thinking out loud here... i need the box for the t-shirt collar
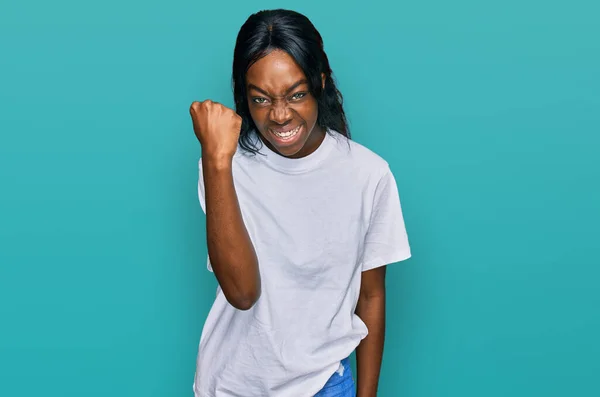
[252,128,335,173]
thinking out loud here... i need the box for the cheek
[248,105,266,126]
[296,100,319,123]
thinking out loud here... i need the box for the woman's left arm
[354,265,387,397]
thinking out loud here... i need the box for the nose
[269,101,292,125]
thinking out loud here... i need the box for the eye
[290,92,307,101]
[252,97,269,104]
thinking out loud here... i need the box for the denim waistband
[318,357,353,391]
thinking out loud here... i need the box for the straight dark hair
[232,9,351,154]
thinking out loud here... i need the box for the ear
[321,73,326,90]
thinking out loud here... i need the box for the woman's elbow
[228,288,261,311]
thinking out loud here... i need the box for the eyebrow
[247,79,308,97]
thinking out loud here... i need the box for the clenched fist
[190,100,242,160]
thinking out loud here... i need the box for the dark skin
[190,100,260,311]
[355,266,387,397]
[191,49,387,395]
[245,49,325,158]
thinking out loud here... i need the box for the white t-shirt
[193,129,411,397]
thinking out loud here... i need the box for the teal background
[1,0,598,396]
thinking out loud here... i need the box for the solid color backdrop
[1,0,598,396]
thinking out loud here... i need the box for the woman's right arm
[191,100,260,310]
[202,155,260,310]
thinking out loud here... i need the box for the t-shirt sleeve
[198,159,207,214]
[198,159,213,272]
[360,166,411,272]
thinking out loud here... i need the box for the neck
[288,125,326,159]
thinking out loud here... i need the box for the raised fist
[190,100,242,160]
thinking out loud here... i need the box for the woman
[190,9,411,397]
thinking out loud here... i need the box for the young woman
[190,9,411,397]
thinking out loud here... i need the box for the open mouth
[270,124,302,142]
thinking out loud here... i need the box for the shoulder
[328,130,393,180]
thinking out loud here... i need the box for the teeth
[272,125,300,139]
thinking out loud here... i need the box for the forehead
[246,49,307,93]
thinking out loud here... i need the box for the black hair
[232,9,351,154]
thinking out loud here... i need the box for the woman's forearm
[355,269,387,397]
[203,156,260,310]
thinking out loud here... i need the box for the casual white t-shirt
[193,129,411,397]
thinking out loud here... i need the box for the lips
[271,125,300,134]
[269,124,302,141]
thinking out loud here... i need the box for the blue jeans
[313,357,356,397]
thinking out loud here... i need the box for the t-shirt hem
[361,249,412,272]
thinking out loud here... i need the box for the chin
[270,137,307,158]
